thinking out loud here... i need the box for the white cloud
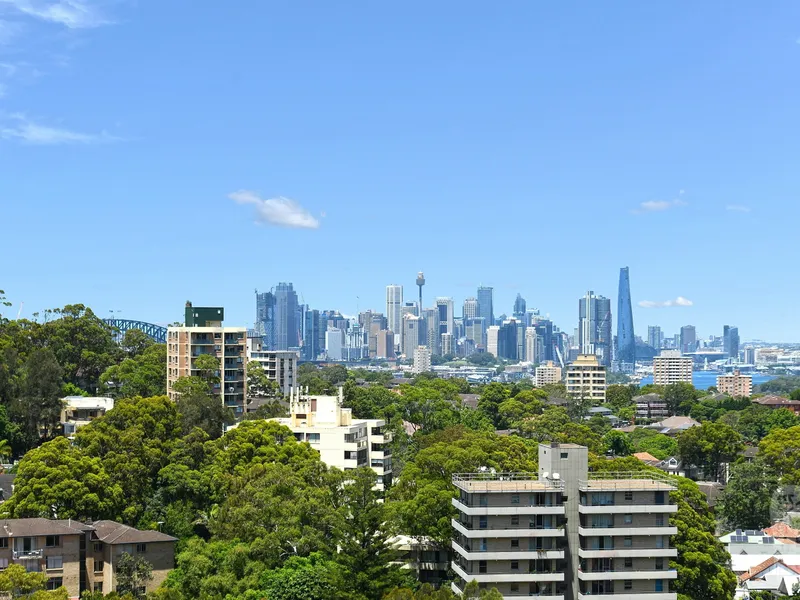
[229,190,321,230]
[726,204,751,213]
[638,297,694,308]
[0,115,121,144]
[633,198,687,214]
[0,0,110,28]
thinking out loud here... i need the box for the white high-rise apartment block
[413,345,432,374]
[325,329,344,360]
[535,361,562,386]
[436,297,455,336]
[487,326,500,358]
[386,285,403,343]
[566,354,607,401]
[653,350,693,385]
[422,308,441,356]
[441,332,454,356]
[525,327,538,363]
[267,389,392,490]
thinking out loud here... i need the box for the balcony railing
[13,550,43,560]
[453,473,564,492]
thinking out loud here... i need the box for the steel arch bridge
[104,319,168,344]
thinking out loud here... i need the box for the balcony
[578,569,678,581]
[13,550,43,560]
[451,582,564,600]
[453,498,565,516]
[453,473,564,494]
[452,540,564,561]
[579,472,676,493]
[452,562,564,584]
[452,519,565,539]
[578,526,677,537]
[579,505,677,514]
[577,594,676,600]
[578,548,677,559]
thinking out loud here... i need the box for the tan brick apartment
[716,370,752,398]
[0,518,176,599]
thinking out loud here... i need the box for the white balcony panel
[577,594,676,600]
[452,540,564,561]
[578,526,678,537]
[578,569,678,581]
[453,519,565,539]
[452,562,564,583]
[454,499,565,516]
[578,548,678,559]
[452,582,565,600]
[578,505,678,514]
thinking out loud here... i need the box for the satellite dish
[553,473,561,480]
[542,472,549,479]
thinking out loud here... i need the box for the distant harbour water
[638,371,775,390]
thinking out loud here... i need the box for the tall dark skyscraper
[513,293,526,319]
[274,282,299,350]
[578,291,612,367]
[723,325,740,360]
[616,267,635,367]
[255,290,275,349]
[477,286,494,332]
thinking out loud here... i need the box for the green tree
[336,468,412,599]
[663,382,698,416]
[172,376,231,439]
[0,564,68,599]
[261,554,348,600]
[629,428,677,460]
[678,421,744,481]
[246,360,279,398]
[121,329,155,358]
[759,425,800,484]
[477,383,510,427]
[99,344,166,399]
[603,430,633,456]
[14,347,63,442]
[605,384,634,413]
[717,460,781,530]
[115,552,153,599]
[1,437,123,519]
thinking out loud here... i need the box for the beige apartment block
[716,370,753,398]
[0,518,176,599]
[566,355,606,402]
[167,303,247,417]
[536,361,563,387]
[652,351,692,386]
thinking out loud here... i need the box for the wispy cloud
[0,0,110,28]
[229,190,321,230]
[0,114,121,144]
[638,297,693,309]
[726,204,751,213]
[632,190,687,215]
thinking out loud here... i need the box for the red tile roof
[764,522,800,539]
[739,556,800,582]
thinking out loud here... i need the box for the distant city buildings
[402,314,422,359]
[477,286,494,333]
[716,370,752,398]
[513,293,526,319]
[167,303,247,416]
[376,330,395,360]
[565,354,606,401]
[616,267,635,369]
[648,325,663,350]
[486,326,499,357]
[422,307,440,356]
[723,325,740,360]
[653,350,693,386]
[462,297,479,321]
[578,291,612,367]
[413,346,432,374]
[273,282,299,351]
[680,325,697,354]
[386,284,403,345]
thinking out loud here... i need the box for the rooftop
[452,472,563,493]
[92,520,177,544]
[0,518,91,538]
[580,471,677,491]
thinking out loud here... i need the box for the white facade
[413,346,432,374]
[436,297,455,336]
[566,354,607,401]
[487,326,500,357]
[653,351,693,386]
[269,389,393,490]
[325,328,345,360]
[402,314,422,359]
[248,349,298,397]
[525,327,538,363]
[386,285,403,345]
[61,396,114,438]
[463,298,479,320]
[441,333,454,356]
[536,361,563,387]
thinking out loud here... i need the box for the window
[479,516,487,530]
[624,580,632,590]
[560,452,568,459]
[510,583,519,593]
[656,536,664,549]
[624,491,633,501]
[656,514,664,527]
[0,539,6,548]
[94,560,104,573]
[94,583,103,593]
[45,556,63,570]
[93,542,102,552]
[511,516,519,526]
[136,543,147,553]
[655,491,665,505]
[511,494,520,504]
[479,538,487,552]
[0,558,7,569]
[46,578,62,591]
[624,536,632,547]
[45,536,60,548]
[655,580,663,592]
[479,560,487,574]
[624,557,632,568]
[655,557,664,570]
[624,514,632,524]
[511,561,519,571]
[511,539,519,549]
[479,495,488,507]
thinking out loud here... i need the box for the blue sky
[1,1,799,342]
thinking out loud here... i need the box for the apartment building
[716,370,752,398]
[413,346,432,374]
[61,397,114,438]
[247,347,298,397]
[536,361,563,387]
[634,393,669,422]
[267,388,393,490]
[167,302,247,416]
[566,355,607,402]
[652,351,692,386]
[451,443,678,600]
[0,518,176,599]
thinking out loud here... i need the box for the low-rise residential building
[0,518,175,599]
[716,370,752,398]
[652,351,692,386]
[267,388,393,490]
[247,349,299,397]
[61,397,114,438]
[451,443,678,599]
[752,395,800,415]
[634,393,668,422]
[648,416,700,436]
[566,354,606,402]
[536,361,563,387]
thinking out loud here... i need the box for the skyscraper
[723,325,740,361]
[647,325,663,350]
[436,297,454,337]
[513,293,526,319]
[616,267,635,368]
[303,309,320,360]
[578,291,612,367]
[402,314,422,359]
[463,297,479,320]
[274,282,299,350]
[680,325,696,354]
[386,285,403,337]
[422,307,440,356]
[477,286,494,332]
[255,290,275,349]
